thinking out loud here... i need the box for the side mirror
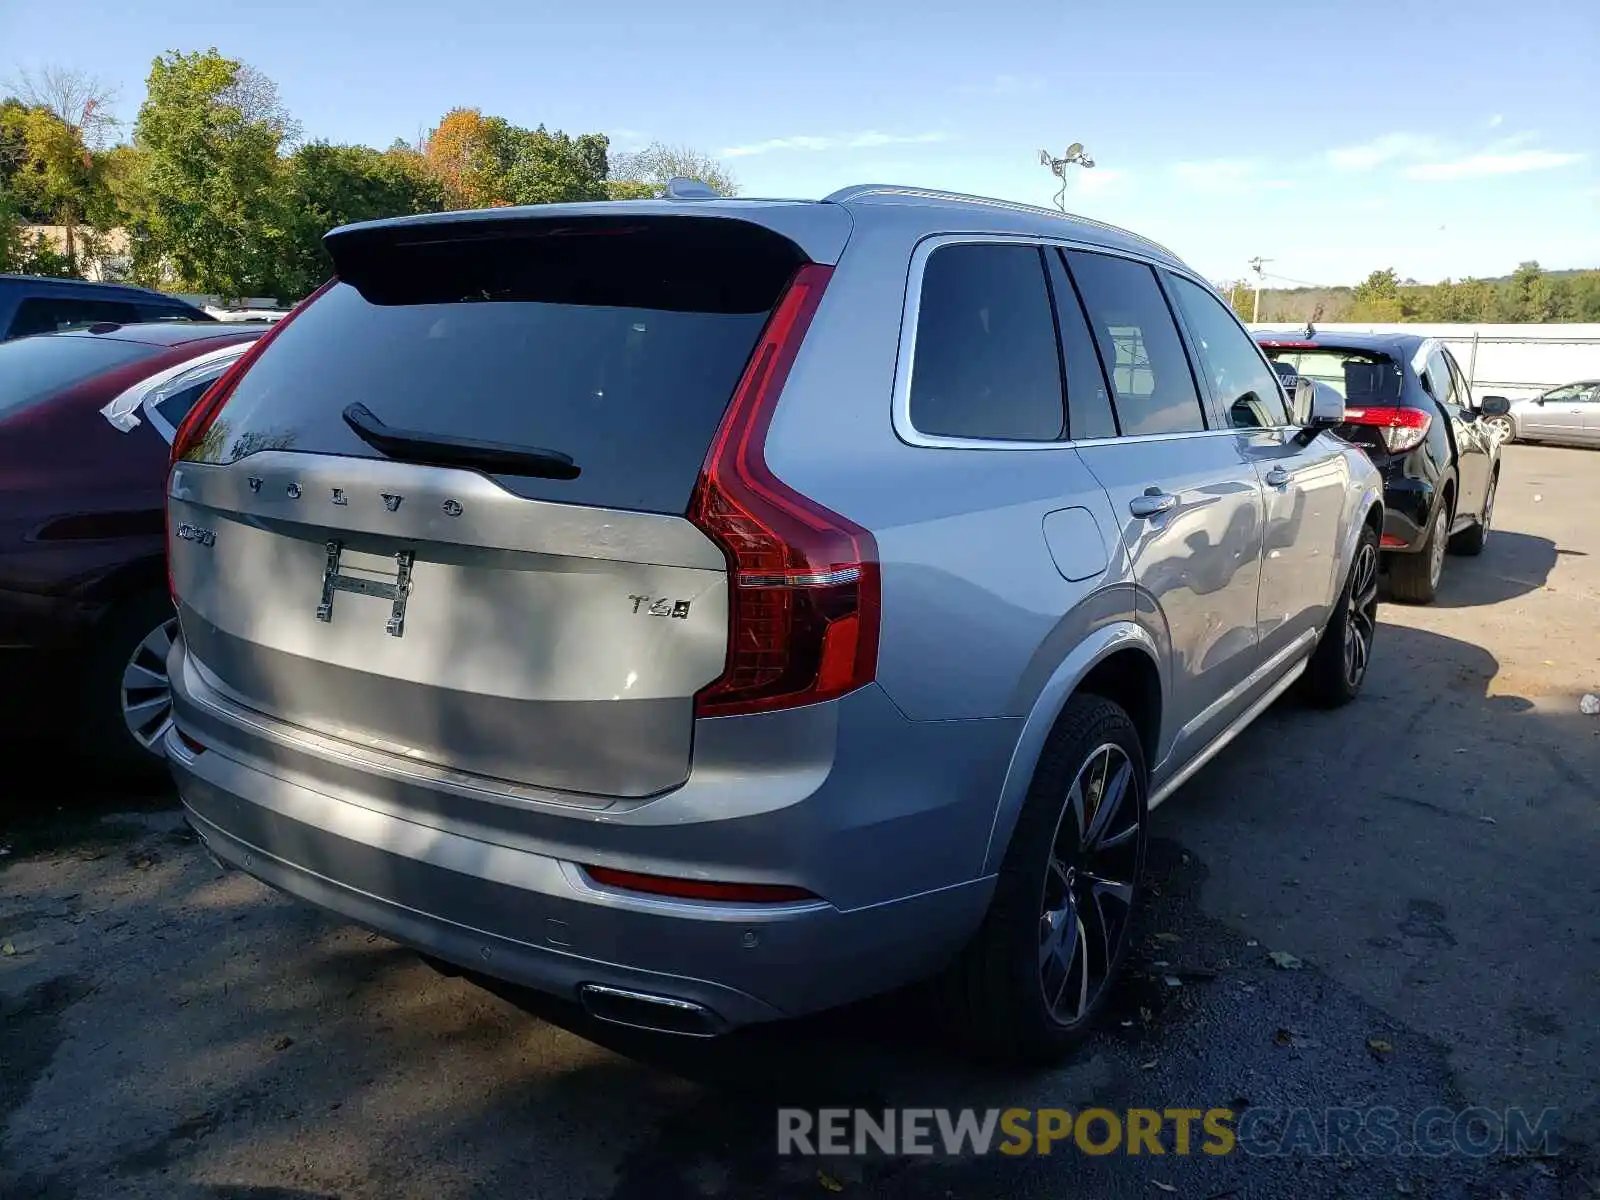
[1479,396,1511,417]
[1294,379,1343,443]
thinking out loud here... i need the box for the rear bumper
[1377,477,1438,552]
[166,645,1010,1027]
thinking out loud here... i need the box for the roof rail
[820,184,1179,261]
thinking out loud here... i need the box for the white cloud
[720,131,949,159]
[1326,133,1443,171]
[1171,159,1296,194]
[959,73,1047,96]
[1404,149,1587,180]
[1487,113,1505,129]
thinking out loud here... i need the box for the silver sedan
[1485,380,1600,447]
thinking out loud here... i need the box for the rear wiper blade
[342,403,580,480]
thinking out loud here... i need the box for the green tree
[1565,272,1600,321]
[0,188,74,274]
[1495,261,1558,322]
[608,141,738,197]
[0,102,100,268]
[1345,268,1405,321]
[131,49,293,297]
[276,141,445,298]
[1417,277,1495,322]
[493,123,611,205]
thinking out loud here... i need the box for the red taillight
[169,278,337,468]
[1342,405,1431,454]
[583,865,818,904]
[688,263,880,718]
[166,279,337,605]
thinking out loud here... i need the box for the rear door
[1581,386,1600,445]
[1060,249,1266,773]
[168,215,817,799]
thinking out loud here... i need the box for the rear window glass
[190,218,804,514]
[1260,347,1403,405]
[0,334,161,420]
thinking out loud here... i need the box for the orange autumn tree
[422,107,499,209]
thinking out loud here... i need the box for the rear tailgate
[1259,342,1410,465]
[169,210,838,799]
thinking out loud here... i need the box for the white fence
[1247,322,1600,404]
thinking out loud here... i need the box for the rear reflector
[1342,405,1431,454]
[688,263,881,717]
[582,865,819,904]
[176,730,207,755]
[1380,534,1407,549]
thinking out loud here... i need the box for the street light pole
[1247,256,1273,323]
[1038,143,1095,212]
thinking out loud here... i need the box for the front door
[1059,249,1266,776]
[1424,347,1493,522]
[1164,271,1350,661]
[1524,383,1591,442]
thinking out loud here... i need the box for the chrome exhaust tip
[578,983,721,1037]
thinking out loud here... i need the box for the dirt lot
[3,443,1597,1200]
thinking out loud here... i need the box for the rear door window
[1167,273,1291,428]
[1063,251,1207,436]
[1424,348,1464,414]
[190,218,806,515]
[1043,249,1118,439]
[908,243,1065,441]
[7,296,141,338]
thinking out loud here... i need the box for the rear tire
[1388,497,1449,605]
[1304,522,1379,708]
[940,695,1147,1065]
[76,591,178,784]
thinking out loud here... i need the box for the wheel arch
[981,623,1163,876]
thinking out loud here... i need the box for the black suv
[1256,330,1508,604]
[0,275,214,341]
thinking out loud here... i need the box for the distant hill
[1223,264,1600,324]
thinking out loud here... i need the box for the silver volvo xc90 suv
[165,184,1383,1062]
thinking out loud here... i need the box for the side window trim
[100,340,251,435]
[892,234,1071,451]
[890,233,1248,450]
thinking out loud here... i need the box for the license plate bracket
[316,541,415,637]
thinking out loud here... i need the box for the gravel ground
[3,443,1596,1200]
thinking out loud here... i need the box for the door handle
[1128,488,1177,519]
[1264,466,1291,488]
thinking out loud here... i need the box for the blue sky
[6,0,1597,285]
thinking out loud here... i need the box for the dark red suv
[0,320,266,777]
